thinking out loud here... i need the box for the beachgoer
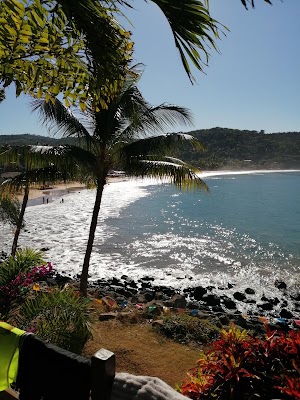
[43,197,45,204]
[46,198,49,204]
[62,198,64,203]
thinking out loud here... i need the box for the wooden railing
[3,347,115,400]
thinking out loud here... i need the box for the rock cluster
[50,272,300,335]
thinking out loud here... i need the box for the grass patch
[153,314,220,345]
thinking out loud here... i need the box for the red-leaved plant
[178,322,300,399]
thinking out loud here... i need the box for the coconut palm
[31,77,208,296]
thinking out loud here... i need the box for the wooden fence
[2,347,115,400]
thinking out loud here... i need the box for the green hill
[1,129,300,170]
[175,128,300,170]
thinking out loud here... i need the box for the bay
[1,170,300,315]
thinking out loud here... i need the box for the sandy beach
[16,176,128,203]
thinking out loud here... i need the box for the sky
[0,0,299,136]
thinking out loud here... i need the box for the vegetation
[14,288,91,353]
[0,248,91,353]
[153,314,220,345]
[2,128,300,173]
[0,248,47,318]
[178,323,300,399]
[0,0,274,108]
[175,127,300,170]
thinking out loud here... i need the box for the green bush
[13,288,92,354]
[0,248,45,285]
[154,314,220,345]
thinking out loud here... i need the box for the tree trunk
[12,183,29,257]
[80,180,106,296]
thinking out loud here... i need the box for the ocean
[1,170,300,316]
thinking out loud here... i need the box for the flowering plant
[0,262,52,319]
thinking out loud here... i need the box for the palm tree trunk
[12,182,29,257]
[80,179,106,296]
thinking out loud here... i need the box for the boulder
[280,309,293,319]
[202,294,220,307]
[275,280,287,290]
[190,286,207,301]
[233,292,246,302]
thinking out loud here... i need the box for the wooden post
[91,348,115,400]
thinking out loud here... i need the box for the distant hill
[175,128,300,170]
[1,129,300,170]
[0,134,76,146]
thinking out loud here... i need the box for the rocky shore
[53,269,300,336]
[2,248,299,336]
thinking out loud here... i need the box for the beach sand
[16,177,128,204]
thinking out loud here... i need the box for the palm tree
[0,147,77,256]
[32,77,208,296]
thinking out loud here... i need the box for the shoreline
[13,169,300,203]
[17,176,129,203]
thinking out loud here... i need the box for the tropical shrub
[0,248,50,318]
[154,314,220,345]
[14,288,92,354]
[177,323,300,399]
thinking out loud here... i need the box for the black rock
[233,292,246,302]
[143,291,155,302]
[140,276,155,282]
[245,288,255,295]
[280,309,293,319]
[275,280,287,290]
[222,297,237,310]
[202,294,221,306]
[257,302,273,311]
[190,286,207,301]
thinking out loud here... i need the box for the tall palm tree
[32,78,208,296]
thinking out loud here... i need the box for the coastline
[13,169,300,203]
[16,176,128,203]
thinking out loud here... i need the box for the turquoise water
[95,171,300,315]
[104,171,300,271]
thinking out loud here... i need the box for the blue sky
[0,0,299,136]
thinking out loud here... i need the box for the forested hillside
[176,128,300,170]
[1,128,300,170]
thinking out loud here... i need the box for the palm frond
[149,0,226,81]
[121,132,205,160]
[1,166,63,192]
[241,0,272,9]
[14,288,92,353]
[28,145,98,175]
[124,158,209,191]
[0,195,20,228]
[118,104,194,143]
[31,98,93,147]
